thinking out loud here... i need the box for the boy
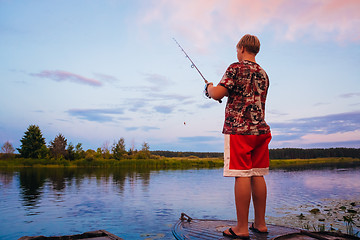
[207,34,271,239]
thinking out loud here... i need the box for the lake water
[0,165,359,240]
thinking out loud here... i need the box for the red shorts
[223,133,271,177]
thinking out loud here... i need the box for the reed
[0,157,359,169]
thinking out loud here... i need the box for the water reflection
[19,168,46,207]
[12,167,152,209]
[304,171,360,191]
[0,164,359,240]
[3,161,358,211]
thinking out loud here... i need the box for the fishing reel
[204,83,222,103]
[204,83,211,99]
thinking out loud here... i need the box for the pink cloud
[139,0,360,45]
[300,130,360,144]
[32,70,102,87]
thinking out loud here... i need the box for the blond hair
[236,34,260,55]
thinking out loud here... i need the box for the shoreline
[0,157,359,169]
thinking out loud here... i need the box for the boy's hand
[205,82,213,98]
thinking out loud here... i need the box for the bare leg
[251,176,268,232]
[224,177,251,236]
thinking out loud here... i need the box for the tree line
[0,125,152,160]
[151,148,360,159]
[1,125,359,160]
[269,147,360,159]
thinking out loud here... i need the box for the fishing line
[173,38,222,104]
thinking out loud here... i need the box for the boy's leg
[251,176,268,232]
[250,133,271,231]
[233,177,251,235]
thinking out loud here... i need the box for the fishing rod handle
[205,83,222,103]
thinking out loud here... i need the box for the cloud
[270,111,360,147]
[271,111,360,134]
[152,93,193,102]
[94,73,118,83]
[127,100,146,112]
[67,108,125,122]
[339,92,360,98]
[153,105,174,114]
[299,140,360,148]
[126,126,160,132]
[144,73,173,88]
[268,109,289,117]
[126,127,139,131]
[32,70,102,87]
[139,0,360,45]
[178,136,221,143]
[142,126,160,131]
[301,130,360,144]
[198,103,215,109]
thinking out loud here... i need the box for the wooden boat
[18,229,124,240]
[172,213,360,240]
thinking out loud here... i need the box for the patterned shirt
[219,60,270,135]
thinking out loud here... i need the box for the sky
[1,0,360,152]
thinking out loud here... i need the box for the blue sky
[1,0,359,152]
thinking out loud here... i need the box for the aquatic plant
[315,224,326,232]
[343,215,358,236]
[268,199,360,237]
[302,223,327,232]
[309,208,320,214]
[297,213,306,220]
[302,223,311,230]
[340,206,347,211]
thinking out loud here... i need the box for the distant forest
[151,148,360,159]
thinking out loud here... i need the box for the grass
[0,156,224,169]
[270,157,360,169]
[0,156,359,169]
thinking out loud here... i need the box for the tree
[1,141,15,159]
[101,141,111,159]
[141,142,150,152]
[49,134,68,159]
[75,143,85,159]
[38,145,50,159]
[84,149,96,161]
[67,142,75,161]
[112,138,126,160]
[1,141,15,154]
[18,125,46,158]
[136,142,151,159]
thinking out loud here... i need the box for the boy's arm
[207,83,228,101]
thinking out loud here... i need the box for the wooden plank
[17,230,124,240]
[173,218,300,240]
[172,214,360,240]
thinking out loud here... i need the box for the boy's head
[236,34,260,55]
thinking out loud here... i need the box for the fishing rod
[173,38,222,103]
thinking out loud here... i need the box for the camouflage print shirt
[219,60,271,135]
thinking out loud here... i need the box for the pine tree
[67,142,75,161]
[49,134,68,159]
[18,125,46,158]
[75,143,85,159]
